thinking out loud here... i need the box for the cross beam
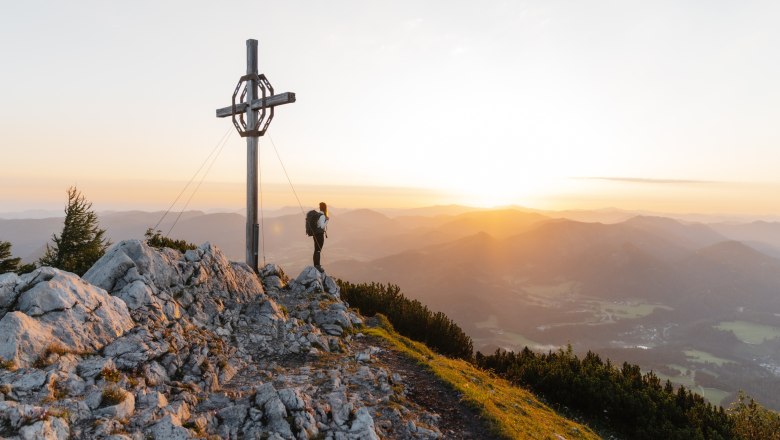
[215,92,296,118]
[215,39,295,273]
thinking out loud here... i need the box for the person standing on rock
[308,202,329,273]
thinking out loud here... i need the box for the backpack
[305,210,322,236]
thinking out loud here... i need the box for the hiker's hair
[319,202,328,216]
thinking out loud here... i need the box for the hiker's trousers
[313,233,325,266]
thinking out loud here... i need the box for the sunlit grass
[595,301,672,320]
[699,387,731,407]
[655,370,695,389]
[684,349,734,366]
[656,362,731,407]
[364,326,600,440]
[523,282,579,298]
[715,320,780,345]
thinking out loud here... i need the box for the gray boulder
[18,416,70,440]
[0,268,134,368]
[296,266,322,286]
[0,272,20,312]
[147,414,192,440]
[93,389,135,420]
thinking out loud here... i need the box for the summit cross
[215,39,296,273]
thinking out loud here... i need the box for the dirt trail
[357,335,502,440]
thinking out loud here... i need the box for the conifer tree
[39,187,111,275]
[730,391,780,440]
[0,240,22,274]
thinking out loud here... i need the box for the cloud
[575,177,720,185]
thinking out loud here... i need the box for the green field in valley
[684,349,735,366]
[714,321,780,344]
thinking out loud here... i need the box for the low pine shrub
[337,280,473,360]
[144,228,197,253]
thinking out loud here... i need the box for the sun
[454,176,551,209]
[461,192,517,209]
[456,182,533,208]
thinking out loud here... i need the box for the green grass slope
[364,322,600,440]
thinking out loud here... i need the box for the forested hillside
[341,280,780,439]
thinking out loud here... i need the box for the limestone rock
[0,272,20,312]
[0,312,52,368]
[216,403,248,438]
[77,356,116,381]
[143,361,168,386]
[0,268,133,368]
[18,416,70,440]
[147,414,192,440]
[278,387,306,412]
[295,266,322,286]
[93,389,135,420]
[350,407,380,440]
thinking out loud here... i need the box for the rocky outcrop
[0,240,442,439]
[0,268,134,368]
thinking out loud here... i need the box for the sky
[2,1,780,216]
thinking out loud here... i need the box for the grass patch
[472,314,555,352]
[474,314,500,329]
[683,349,735,366]
[473,330,556,354]
[50,377,68,400]
[364,326,599,440]
[655,365,731,407]
[33,343,68,368]
[100,386,127,407]
[715,320,780,345]
[594,301,673,320]
[699,387,731,407]
[99,366,122,383]
[523,281,579,299]
[0,358,17,371]
[44,343,70,356]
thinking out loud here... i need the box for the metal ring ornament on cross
[230,73,276,137]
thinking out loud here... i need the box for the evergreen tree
[39,187,111,276]
[729,391,780,440]
[0,240,22,274]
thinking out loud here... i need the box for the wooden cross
[216,39,295,273]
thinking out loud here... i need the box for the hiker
[306,202,329,272]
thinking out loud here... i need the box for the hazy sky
[2,1,780,215]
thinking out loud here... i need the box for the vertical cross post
[216,39,296,273]
[245,40,260,273]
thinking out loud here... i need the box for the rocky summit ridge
[0,240,445,439]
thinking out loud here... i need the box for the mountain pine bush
[144,228,197,253]
[476,346,735,439]
[729,391,780,440]
[337,280,474,360]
